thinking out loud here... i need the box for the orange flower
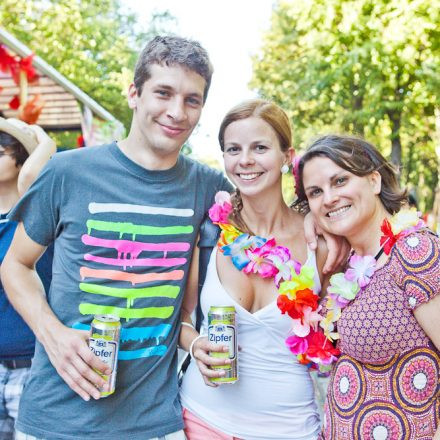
[19,94,45,124]
[277,288,318,320]
[297,353,312,365]
[296,289,319,313]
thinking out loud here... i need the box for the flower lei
[209,191,339,371]
[209,192,426,372]
[320,208,425,349]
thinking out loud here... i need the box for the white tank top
[180,247,321,440]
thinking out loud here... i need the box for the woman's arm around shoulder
[315,236,334,297]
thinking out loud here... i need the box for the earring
[281,164,289,174]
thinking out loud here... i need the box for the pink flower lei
[320,208,425,345]
[209,195,426,371]
[208,191,339,371]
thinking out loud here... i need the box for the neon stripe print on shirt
[78,202,194,360]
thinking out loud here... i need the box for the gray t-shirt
[9,142,230,440]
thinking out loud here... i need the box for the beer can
[89,314,120,397]
[208,306,238,383]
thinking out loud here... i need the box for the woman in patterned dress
[297,135,440,440]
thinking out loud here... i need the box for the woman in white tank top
[179,99,331,440]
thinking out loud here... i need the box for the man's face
[128,63,206,159]
[0,145,20,184]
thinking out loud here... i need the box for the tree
[251,0,440,208]
[1,0,176,131]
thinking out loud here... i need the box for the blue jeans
[0,363,30,440]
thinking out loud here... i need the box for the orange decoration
[19,94,45,124]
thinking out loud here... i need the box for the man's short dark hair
[134,35,213,103]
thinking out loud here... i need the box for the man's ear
[127,83,138,110]
[369,170,382,195]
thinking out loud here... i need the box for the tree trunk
[387,110,402,177]
[352,95,364,136]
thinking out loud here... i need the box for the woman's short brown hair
[218,99,292,153]
[295,134,407,215]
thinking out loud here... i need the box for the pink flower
[286,334,308,355]
[208,191,232,223]
[328,292,351,308]
[269,245,291,261]
[345,254,376,288]
[273,260,298,287]
[215,191,231,206]
[291,306,322,337]
[266,246,300,286]
[243,238,278,278]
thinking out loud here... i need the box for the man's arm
[1,223,110,401]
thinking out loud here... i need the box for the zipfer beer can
[89,314,120,397]
[208,306,238,383]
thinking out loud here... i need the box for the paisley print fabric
[323,230,440,439]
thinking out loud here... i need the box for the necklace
[209,192,339,370]
[208,192,425,371]
[374,247,385,261]
[320,208,425,353]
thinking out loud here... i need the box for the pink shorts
[183,408,242,440]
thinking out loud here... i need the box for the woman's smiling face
[302,155,381,238]
[222,116,289,198]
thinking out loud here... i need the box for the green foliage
[51,130,81,150]
[282,172,295,206]
[251,0,440,209]
[1,0,176,133]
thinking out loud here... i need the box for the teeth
[328,206,350,217]
[239,173,261,180]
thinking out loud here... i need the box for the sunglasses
[0,149,14,158]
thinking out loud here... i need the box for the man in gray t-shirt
[1,36,230,440]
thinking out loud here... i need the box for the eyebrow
[224,139,272,148]
[252,139,272,144]
[304,172,344,191]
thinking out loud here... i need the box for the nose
[167,97,187,122]
[323,188,339,206]
[238,149,255,167]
